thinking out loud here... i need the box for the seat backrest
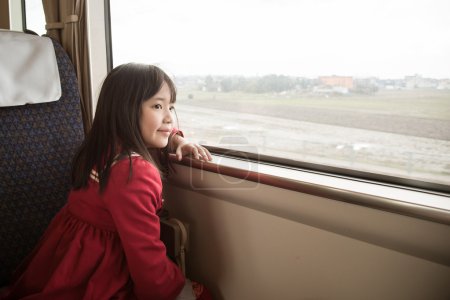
[0,33,85,286]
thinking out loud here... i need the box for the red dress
[2,156,185,300]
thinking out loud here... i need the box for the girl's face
[139,81,174,148]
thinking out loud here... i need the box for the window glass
[24,0,46,35]
[110,0,450,189]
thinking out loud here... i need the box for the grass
[177,88,450,120]
[175,88,450,185]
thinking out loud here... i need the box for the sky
[26,0,450,79]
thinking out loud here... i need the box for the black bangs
[163,73,177,104]
[148,65,177,104]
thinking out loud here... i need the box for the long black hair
[71,63,177,191]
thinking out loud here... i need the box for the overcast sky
[109,0,450,79]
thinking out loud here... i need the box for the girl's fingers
[200,147,212,161]
[176,144,213,161]
[195,147,201,160]
[196,145,211,161]
[176,146,183,161]
[206,148,212,161]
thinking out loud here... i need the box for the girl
[1,63,213,300]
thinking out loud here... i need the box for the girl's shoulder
[110,153,161,181]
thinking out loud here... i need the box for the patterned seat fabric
[0,36,85,286]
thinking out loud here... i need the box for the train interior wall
[164,164,450,300]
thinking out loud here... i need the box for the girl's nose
[163,108,173,124]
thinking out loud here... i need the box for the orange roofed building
[319,76,354,89]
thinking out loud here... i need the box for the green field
[177,88,450,121]
[174,88,450,185]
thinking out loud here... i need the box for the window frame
[205,146,450,195]
[171,153,450,225]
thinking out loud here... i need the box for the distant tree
[220,78,233,92]
[205,75,216,92]
[201,74,304,94]
[253,74,295,93]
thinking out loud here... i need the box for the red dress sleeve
[171,127,184,137]
[103,157,185,300]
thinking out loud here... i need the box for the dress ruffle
[2,157,184,300]
[3,207,133,300]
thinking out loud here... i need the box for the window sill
[170,154,450,226]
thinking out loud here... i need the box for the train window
[23,0,46,35]
[109,0,450,192]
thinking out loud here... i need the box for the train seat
[0,30,85,286]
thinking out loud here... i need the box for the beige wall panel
[164,166,450,300]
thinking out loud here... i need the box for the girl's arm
[169,130,212,162]
[105,158,185,300]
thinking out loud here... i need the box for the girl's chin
[146,138,169,149]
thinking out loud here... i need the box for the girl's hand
[172,134,212,162]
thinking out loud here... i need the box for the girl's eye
[153,104,162,109]
[169,106,175,112]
